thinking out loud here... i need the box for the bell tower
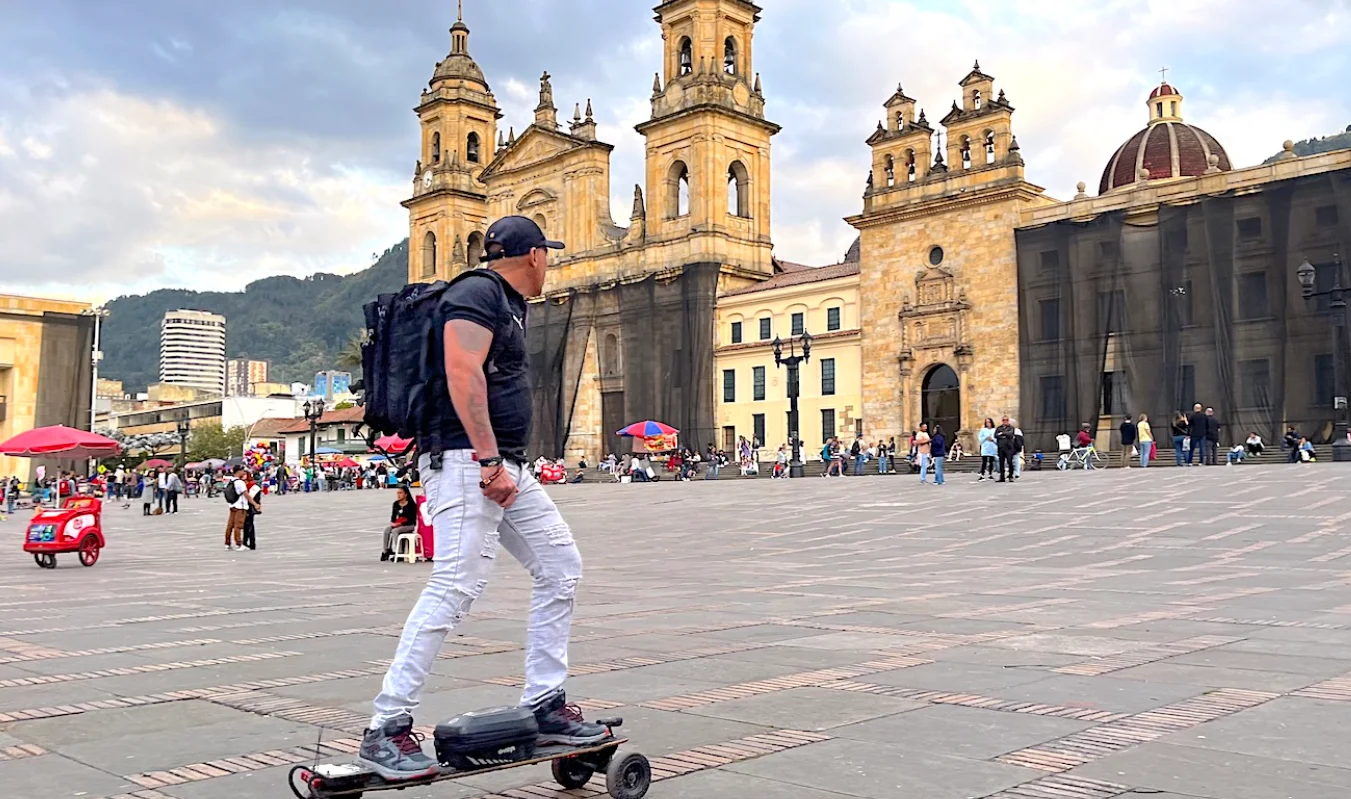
[404,1,503,283]
[635,0,779,278]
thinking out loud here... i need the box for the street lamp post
[175,415,191,470]
[773,330,812,478]
[303,400,324,467]
[1296,255,1351,462]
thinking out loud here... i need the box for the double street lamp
[175,415,191,469]
[302,399,325,466]
[773,330,812,478]
[1296,254,1351,462]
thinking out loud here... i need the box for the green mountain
[101,239,410,393]
[1264,126,1351,164]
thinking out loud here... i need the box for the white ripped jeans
[370,450,582,729]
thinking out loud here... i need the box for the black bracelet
[477,456,504,468]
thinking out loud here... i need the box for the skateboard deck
[289,735,651,799]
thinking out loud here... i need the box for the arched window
[466,132,481,163]
[533,214,548,234]
[960,136,972,169]
[431,132,441,165]
[727,161,750,217]
[896,111,905,130]
[603,333,620,376]
[1169,100,1177,117]
[884,155,895,187]
[984,131,996,164]
[420,231,437,277]
[973,89,982,110]
[466,231,484,267]
[723,37,737,75]
[1156,101,1164,118]
[679,37,693,76]
[906,149,916,182]
[668,161,690,218]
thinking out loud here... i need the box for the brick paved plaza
[2,465,1351,799]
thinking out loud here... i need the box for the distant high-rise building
[313,370,352,401]
[160,310,227,395]
[226,358,270,396]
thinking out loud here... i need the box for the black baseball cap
[480,215,564,262]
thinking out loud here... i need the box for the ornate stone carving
[898,266,971,352]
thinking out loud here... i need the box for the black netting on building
[526,262,720,458]
[1018,167,1351,453]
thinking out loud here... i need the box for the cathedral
[406,1,1351,461]
[406,0,777,461]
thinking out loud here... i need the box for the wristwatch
[477,456,504,468]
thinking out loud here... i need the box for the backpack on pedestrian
[358,269,513,443]
[223,480,240,505]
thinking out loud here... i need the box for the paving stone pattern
[0,465,1349,798]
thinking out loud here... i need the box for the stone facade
[846,65,1052,449]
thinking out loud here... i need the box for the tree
[333,401,356,410]
[186,422,248,462]
[100,428,181,460]
[337,331,364,370]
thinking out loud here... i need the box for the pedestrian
[915,423,932,483]
[382,485,419,561]
[1205,407,1221,466]
[165,469,182,513]
[995,416,1016,482]
[1012,420,1024,479]
[930,425,946,485]
[1118,414,1137,468]
[359,215,606,780]
[1172,412,1191,466]
[1186,404,1207,466]
[223,466,255,551]
[1137,414,1154,467]
[156,467,168,511]
[141,479,153,516]
[977,418,997,481]
[241,473,263,550]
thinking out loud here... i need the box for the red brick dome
[1099,83,1231,194]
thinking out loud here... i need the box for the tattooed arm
[443,320,499,459]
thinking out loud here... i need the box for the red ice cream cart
[25,496,106,568]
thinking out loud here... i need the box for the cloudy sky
[2,0,1348,303]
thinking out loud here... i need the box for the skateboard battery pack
[434,706,539,770]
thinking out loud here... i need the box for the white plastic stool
[394,533,423,563]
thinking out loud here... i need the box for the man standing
[995,416,1017,482]
[360,216,606,781]
[915,423,932,484]
[1186,403,1208,466]
[1118,415,1137,468]
[223,466,255,550]
[165,469,182,513]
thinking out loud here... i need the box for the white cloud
[20,137,52,159]
[0,85,406,302]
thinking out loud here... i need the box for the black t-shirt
[426,272,532,460]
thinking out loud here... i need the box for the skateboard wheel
[606,752,651,799]
[552,756,594,789]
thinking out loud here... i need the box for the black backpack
[223,480,240,504]
[360,269,511,441]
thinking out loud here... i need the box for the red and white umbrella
[373,434,413,455]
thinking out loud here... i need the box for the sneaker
[358,715,439,781]
[532,689,609,747]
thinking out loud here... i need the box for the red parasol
[141,458,173,469]
[336,457,360,468]
[373,434,413,454]
[0,425,121,459]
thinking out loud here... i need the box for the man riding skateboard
[360,216,607,780]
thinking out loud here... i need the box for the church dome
[1098,81,1231,194]
[429,14,489,91]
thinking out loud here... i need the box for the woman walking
[977,418,997,481]
[931,425,947,485]
[1137,414,1154,467]
[381,486,419,562]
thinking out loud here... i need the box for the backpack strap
[445,268,514,367]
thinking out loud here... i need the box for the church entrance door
[921,364,961,444]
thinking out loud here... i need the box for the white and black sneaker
[532,690,609,747]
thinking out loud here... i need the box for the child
[141,482,153,516]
